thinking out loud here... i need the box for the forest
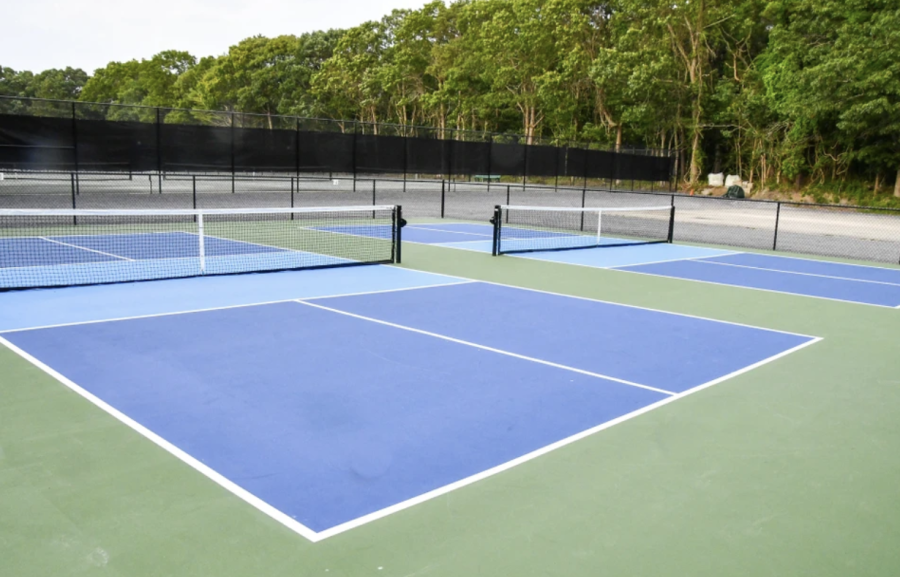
[1,0,898,204]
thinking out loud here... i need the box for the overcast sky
[4,0,435,74]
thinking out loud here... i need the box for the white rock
[707,173,724,186]
[725,174,742,187]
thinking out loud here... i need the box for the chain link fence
[1,170,899,264]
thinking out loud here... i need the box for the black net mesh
[495,204,674,254]
[0,206,398,290]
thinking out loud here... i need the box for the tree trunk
[615,124,623,152]
[689,124,702,185]
[894,168,900,198]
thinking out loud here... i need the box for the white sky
[3,0,435,74]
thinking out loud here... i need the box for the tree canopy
[1,0,898,198]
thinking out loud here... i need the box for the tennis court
[2,204,900,577]
[374,218,900,307]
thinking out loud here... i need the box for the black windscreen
[585,149,615,179]
[449,140,490,175]
[490,142,525,176]
[526,145,558,177]
[160,124,232,172]
[406,137,447,174]
[355,134,406,174]
[234,126,296,173]
[297,131,355,173]
[76,118,157,172]
[0,114,75,170]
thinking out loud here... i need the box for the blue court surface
[0,232,356,289]
[367,221,900,308]
[0,273,819,540]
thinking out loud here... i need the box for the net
[0,205,400,290]
[491,204,674,255]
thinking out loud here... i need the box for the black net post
[491,205,502,256]
[395,205,402,263]
[772,201,781,250]
[441,179,446,218]
[667,206,676,242]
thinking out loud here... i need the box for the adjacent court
[383,221,900,307]
[0,271,816,541]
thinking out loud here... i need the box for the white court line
[691,258,900,287]
[730,250,900,273]
[384,270,821,339]
[0,280,476,334]
[491,251,899,309]
[565,250,742,269]
[0,335,321,542]
[39,237,134,261]
[312,335,822,540]
[0,280,823,544]
[612,267,899,309]
[296,299,676,396]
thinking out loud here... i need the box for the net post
[197,212,206,274]
[772,201,781,250]
[440,179,445,218]
[667,205,676,243]
[492,205,501,256]
[395,205,402,264]
[596,210,602,245]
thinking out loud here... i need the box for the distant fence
[2,170,898,265]
[0,96,675,187]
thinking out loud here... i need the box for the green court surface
[2,240,900,576]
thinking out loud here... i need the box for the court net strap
[0,206,396,217]
[497,204,673,213]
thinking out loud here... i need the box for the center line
[296,299,676,396]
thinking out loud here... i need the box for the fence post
[192,175,197,210]
[156,108,163,194]
[295,118,301,178]
[505,185,511,223]
[352,123,358,192]
[230,112,236,194]
[772,201,782,251]
[522,139,528,189]
[70,102,79,179]
[486,133,493,192]
[70,173,77,225]
[580,188,587,231]
[441,179,446,218]
[290,176,295,219]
